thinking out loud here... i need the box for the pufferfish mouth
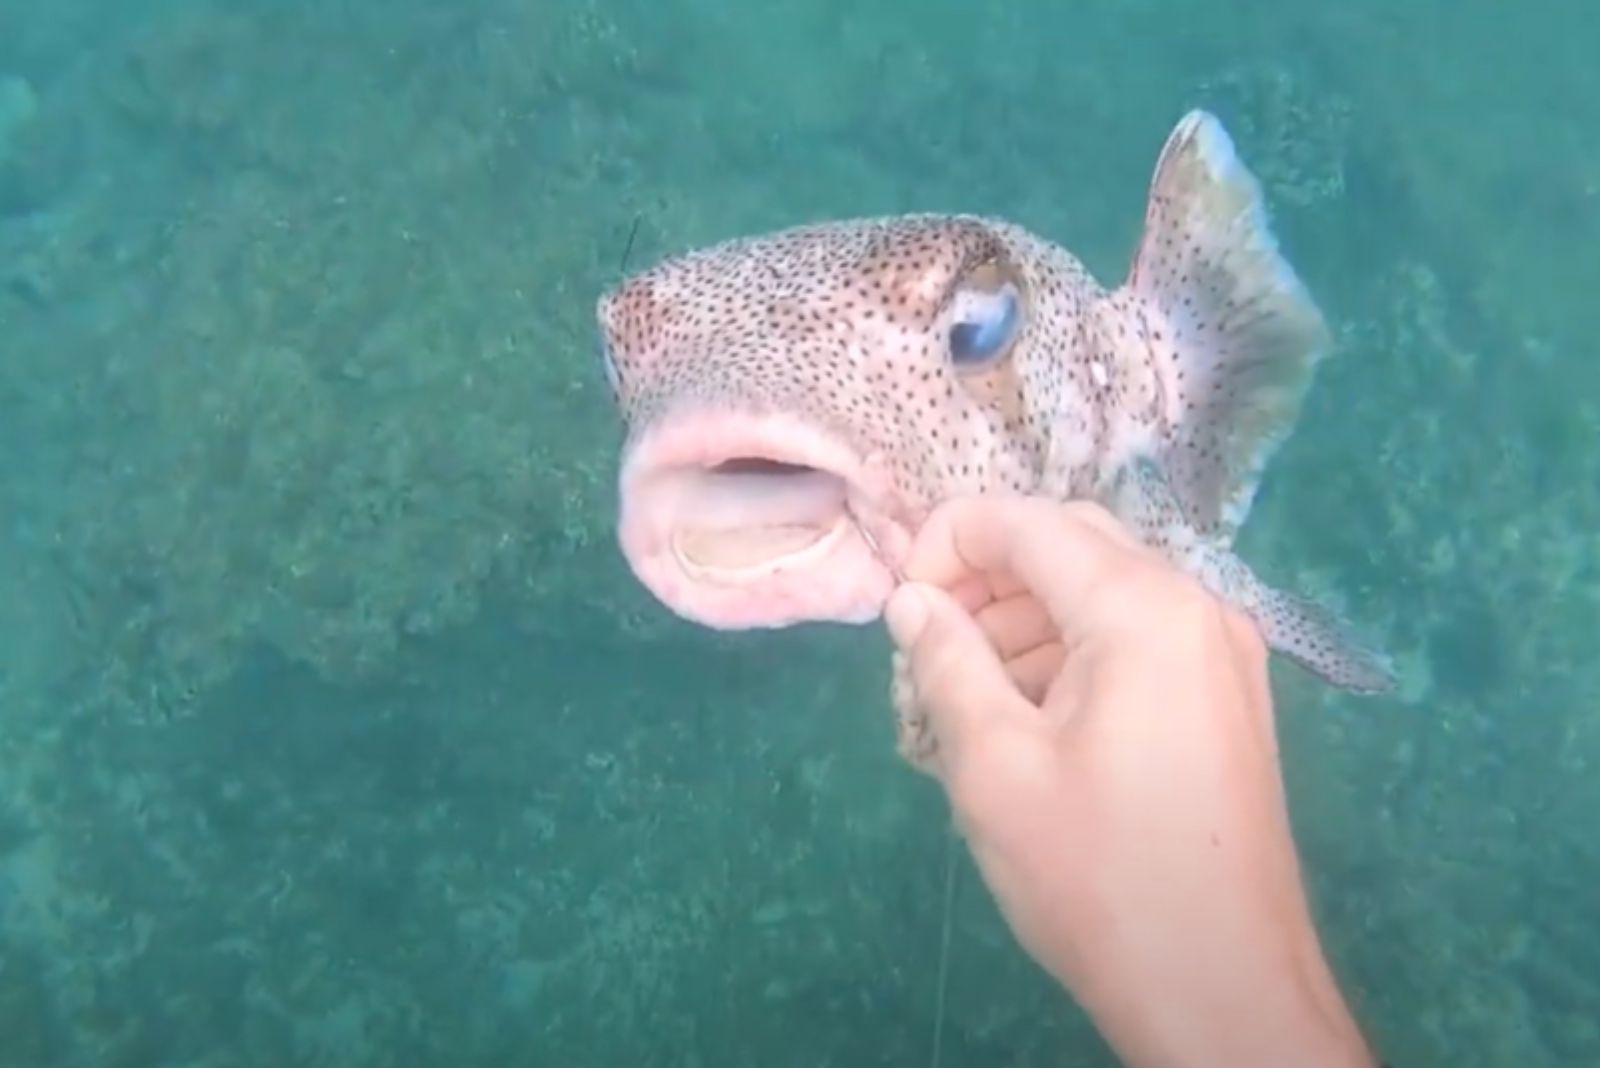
[615,410,908,630]
[670,456,847,569]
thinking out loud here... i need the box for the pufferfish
[594,109,1394,768]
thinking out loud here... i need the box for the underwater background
[0,0,1596,1064]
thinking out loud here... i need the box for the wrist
[1041,876,1375,1068]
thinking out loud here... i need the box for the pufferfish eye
[947,264,1022,368]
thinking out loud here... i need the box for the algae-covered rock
[1,5,683,709]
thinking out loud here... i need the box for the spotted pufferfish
[594,109,1395,771]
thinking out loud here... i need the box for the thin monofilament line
[617,213,642,276]
[849,504,952,1063]
[847,506,906,583]
[929,825,958,1068]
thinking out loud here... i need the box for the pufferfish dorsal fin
[1118,109,1333,543]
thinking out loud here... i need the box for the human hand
[883,495,1376,1068]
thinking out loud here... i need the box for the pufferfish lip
[614,409,905,629]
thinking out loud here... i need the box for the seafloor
[0,0,1596,1065]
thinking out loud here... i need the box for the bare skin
[882,496,1378,1068]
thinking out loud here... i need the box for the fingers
[973,592,1055,663]
[902,497,1149,644]
[946,573,995,614]
[884,581,1033,755]
[1004,643,1065,704]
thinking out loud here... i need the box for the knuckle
[1089,558,1212,637]
[1058,500,1135,546]
[1058,499,1114,527]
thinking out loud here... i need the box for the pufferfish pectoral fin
[1107,457,1398,696]
[1120,109,1334,544]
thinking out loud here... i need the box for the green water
[0,0,1595,1064]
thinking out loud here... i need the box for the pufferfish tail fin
[1108,458,1397,696]
[1118,109,1333,544]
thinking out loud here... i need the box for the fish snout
[614,408,912,630]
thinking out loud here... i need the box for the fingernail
[884,583,930,649]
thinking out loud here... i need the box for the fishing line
[846,498,953,1065]
[618,213,642,276]
[929,823,959,1068]
[846,505,906,583]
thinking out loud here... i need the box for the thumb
[885,582,1028,753]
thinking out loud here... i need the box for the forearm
[1064,905,1375,1068]
[1003,825,1375,1068]
[967,715,1375,1064]
[1075,638,1374,1066]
